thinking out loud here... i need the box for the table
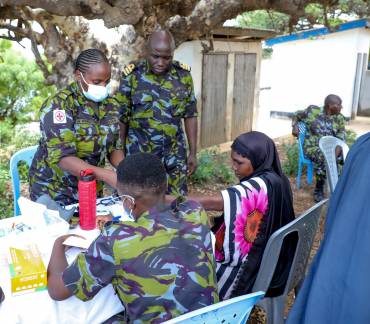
[0,214,124,324]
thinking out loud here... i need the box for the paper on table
[63,236,90,249]
[18,197,47,218]
[63,228,100,249]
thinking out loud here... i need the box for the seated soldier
[47,153,219,323]
[292,94,346,202]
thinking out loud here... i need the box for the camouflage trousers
[306,147,327,182]
[166,162,188,197]
[306,147,343,183]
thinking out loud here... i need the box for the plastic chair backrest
[9,145,38,216]
[297,122,309,162]
[163,291,265,324]
[252,199,327,295]
[319,136,349,193]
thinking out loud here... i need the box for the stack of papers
[63,227,100,249]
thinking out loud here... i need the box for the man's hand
[187,154,197,176]
[335,146,342,157]
[47,234,80,301]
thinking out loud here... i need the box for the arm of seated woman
[185,192,224,212]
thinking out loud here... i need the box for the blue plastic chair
[163,291,265,324]
[9,145,38,216]
[297,122,313,189]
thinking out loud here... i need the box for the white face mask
[80,72,110,102]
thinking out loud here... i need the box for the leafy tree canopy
[236,0,369,33]
[0,0,368,86]
[0,40,56,124]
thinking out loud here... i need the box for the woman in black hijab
[190,131,295,300]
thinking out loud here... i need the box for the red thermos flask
[78,169,96,230]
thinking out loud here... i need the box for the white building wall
[261,28,370,118]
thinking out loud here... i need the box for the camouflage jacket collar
[68,81,83,98]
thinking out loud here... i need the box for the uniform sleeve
[182,73,198,119]
[107,98,125,153]
[39,96,77,165]
[116,74,132,124]
[334,115,346,141]
[62,233,115,301]
[294,106,311,122]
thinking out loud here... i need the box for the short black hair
[74,48,109,73]
[117,153,167,193]
[324,94,341,107]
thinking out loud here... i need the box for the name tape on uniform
[53,110,67,124]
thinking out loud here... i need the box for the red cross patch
[53,110,67,124]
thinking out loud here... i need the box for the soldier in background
[116,30,198,196]
[29,49,124,205]
[292,94,346,202]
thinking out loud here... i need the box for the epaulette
[174,60,191,72]
[122,63,136,77]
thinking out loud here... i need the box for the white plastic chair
[319,136,349,193]
[231,199,327,324]
[163,291,265,324]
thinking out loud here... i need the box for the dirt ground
[189,136,328,323]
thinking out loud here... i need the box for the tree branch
[0,0,145,27]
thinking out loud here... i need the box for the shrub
[0,126,39,218]
[281,141,299,177]
[345,129,357,148]
[190,149,236,185]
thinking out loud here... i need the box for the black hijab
[231,131,283,178]
[229,131,296,297]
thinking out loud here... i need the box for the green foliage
[282,141,299,176]
[0,176,13,219]
[0,40,56,124]
[0,118,14,143]
[190,150,236,185]
[0,123,40,218]
[236,10,289,33]
[345,129,357,148]
[235,1,369,35]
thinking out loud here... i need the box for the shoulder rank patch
[178,62,191,72]
[122,63,135,77]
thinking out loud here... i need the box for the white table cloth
[0,215,124,324]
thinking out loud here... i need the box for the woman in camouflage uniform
[29,49,124,205]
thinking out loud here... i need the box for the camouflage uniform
[62,199,219,323]
[294,105,346,181]
[29,82,123,205]
[116,60,197,196]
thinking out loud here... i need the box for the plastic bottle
[78,169,96,230]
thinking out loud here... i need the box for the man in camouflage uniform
[293,94,346,202]
[47,153,219,323]
[29,82,123,205]
[116,30,198,196]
